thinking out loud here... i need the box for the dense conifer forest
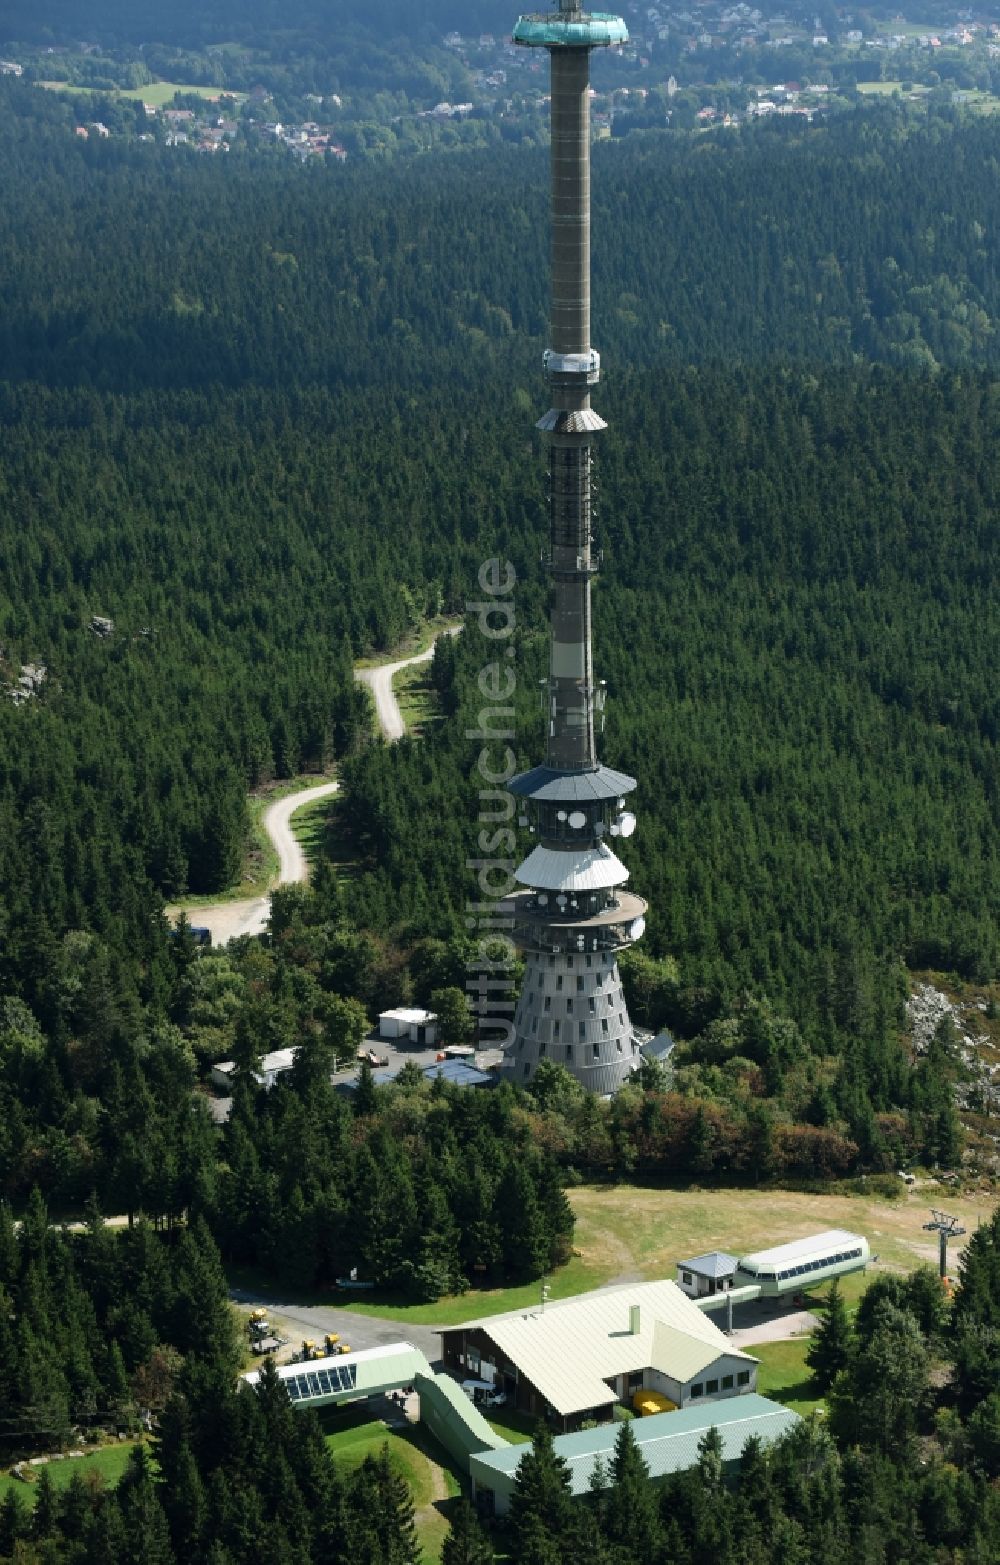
[2,57,1000,1559]
[1,79,996,1177]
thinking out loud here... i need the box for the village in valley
[7,3,1000,158]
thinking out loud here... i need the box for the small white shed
[377,1008,438,1046]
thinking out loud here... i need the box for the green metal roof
[242,1343,430,1409]
[469,1394,799,1496]
[513,13,629,48]
[416,1371,509,1454]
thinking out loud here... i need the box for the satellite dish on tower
[617,810,637,838]
[568,810,587,829]
[629,916,646,940]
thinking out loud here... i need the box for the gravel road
[354,627,460,743]
[174,780,340,945]
[171,629,458,945]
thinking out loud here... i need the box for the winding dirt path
[182,780,341,945]
[174,630,458,944]
[354,626,461,743]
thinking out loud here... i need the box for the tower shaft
[505,5,644,1096]
[546,43,599,772]
[551,47,591,360]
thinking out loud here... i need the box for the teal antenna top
[512,10,629,48]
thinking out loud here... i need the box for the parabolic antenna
[617,810,637,838]
[629,916,646,940]
[568,809,587,829]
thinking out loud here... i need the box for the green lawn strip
[393,661,441,738]
[37,80,245,105]
[752,1338,823,1417]
[289,791,340,872]
[120,82,246,104]
[485,1407,535,1444]
[293,789,359,887]
[0,1442,140,1507]
[325,1255,611,1328]
[322,1409,461,1562]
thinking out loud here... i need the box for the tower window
[566,1045,572,1061]
[592,1043,600,1060]
[544,996,551,1012]
[566,1000,573,1016]
[556,976,563,991]
[532,1016,538,1034]
[616,1040,623,1053]
[576,976,584,992]
[579,1022,586,1039]
[589,998,596,1014]
[539,1039,546,1055]
[586,955,592,968]
[602,1019,609,1034]
[554,1021,561,1039]
[523,1063,530,1077]
[566,956,573,970]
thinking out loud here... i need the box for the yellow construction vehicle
[337,1343,351,1355]
[324,1333,340,1353]
[249,1308,268,1324]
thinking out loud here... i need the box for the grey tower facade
[502,5,647,1095]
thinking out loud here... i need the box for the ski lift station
[675,1230,870,1328]
[732,1229,870,1297]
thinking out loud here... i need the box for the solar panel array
[284,1363,358,1402]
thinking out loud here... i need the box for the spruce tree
[374,1442,420,1565]
[806,1279,852,1391]
[116,1443,174,1565]
[441,1500,494,1565]
[605,1418,660,1558]
[508,1422,577,1565]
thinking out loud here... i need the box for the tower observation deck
[502,4,646,1095]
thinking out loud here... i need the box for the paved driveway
[231,1288,441,1366]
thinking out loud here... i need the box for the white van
[461,1379,506,1408]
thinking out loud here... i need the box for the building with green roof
[469,1393,800,1516]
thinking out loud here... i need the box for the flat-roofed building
[439,1279,758,1431]
[470,1392,800,1515]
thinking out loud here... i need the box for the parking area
[330,1034,504,1090]
[232,1291,442,1368]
